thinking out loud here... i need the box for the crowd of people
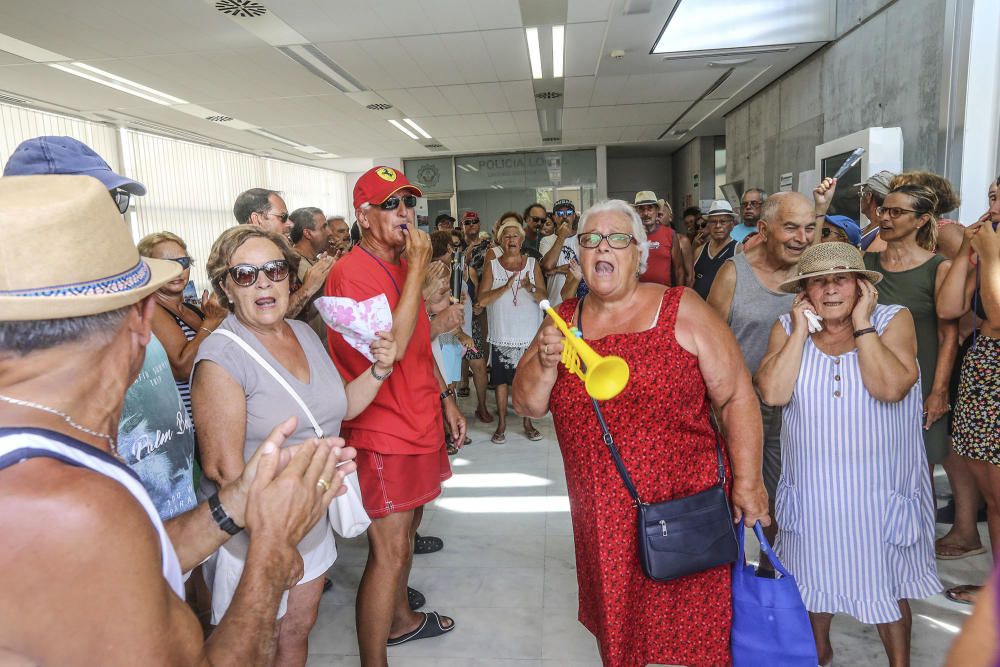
[0,133,997,667]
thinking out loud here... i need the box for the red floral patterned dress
[550,288,732,667]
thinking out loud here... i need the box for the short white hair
[578,199,649,275]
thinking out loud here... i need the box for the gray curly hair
[577,199,650,275]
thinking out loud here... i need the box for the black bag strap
[575,295,726,507]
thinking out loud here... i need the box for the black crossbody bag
[577,297,739,582]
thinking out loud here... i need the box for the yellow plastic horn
[539,299,630,401]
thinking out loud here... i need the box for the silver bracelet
[370,364,393,381]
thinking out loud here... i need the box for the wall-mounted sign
[403,157,454,195]
[455,149,596,190]
[779,172,794,192]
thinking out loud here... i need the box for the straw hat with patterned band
[353,165,423,211]
[0,175,181,321]
[777,242,882,293]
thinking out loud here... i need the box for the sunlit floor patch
[442,472,553,488]
[433,495,570,513]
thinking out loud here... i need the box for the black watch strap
[440,388,455,401]
[208,492,243,535]
[853,326,877,338]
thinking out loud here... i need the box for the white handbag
[214,329,371,538]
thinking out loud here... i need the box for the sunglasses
[528,215,547,223]
[379,195,417,210]
[741,201,762,209]
[110,188,131,214]
[577,232,635,249]
[260,210,289,224]
[463,218,480,225]
[169,256,193,270]
[226,259,290,287]
[554,208,575,216]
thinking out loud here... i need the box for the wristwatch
[440,388,456,401]
[371,364,393,381]
[208,492,243,535]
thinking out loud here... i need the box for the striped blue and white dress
[774,304,941,624]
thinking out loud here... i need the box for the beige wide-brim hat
[778,242,883,293]
[0,175,181,320]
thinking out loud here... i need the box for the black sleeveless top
[693,240,737,299]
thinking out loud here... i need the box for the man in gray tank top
[707,192,817,554]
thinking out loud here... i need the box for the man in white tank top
[0,175,351,665]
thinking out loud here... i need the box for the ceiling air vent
[535,91,563,100]
[215,0,267,17]
[366,103,393,111]
[425,143,445,149]
[543,137,562,143]
[0,93,29,106]
[206,115,234,122]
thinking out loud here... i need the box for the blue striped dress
[774,304,941,624]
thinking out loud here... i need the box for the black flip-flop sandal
[386,611,455,646]
[414,533,444,554]
[407,586,425,611]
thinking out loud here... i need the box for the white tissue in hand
[315,294,393,362]
[803,309,824,333]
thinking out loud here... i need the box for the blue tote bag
[731,522,817,666]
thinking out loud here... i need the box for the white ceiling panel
[500,80,536,111]
[468,0,524,30]
[397,34,465,87]
[445,32,500,84]
[467,83,509,112]
[562,76,596,107]
[377,88,434,118]
[512,110,539,133]
[403,86,457,116]
[312,41,399,90]
[438,84,482,114]
[567,0,614,23]
[564,23,607,78]
[589,75,629,106]
[486,111,517,133]
[481,29,532,82]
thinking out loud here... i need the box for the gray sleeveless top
[727,253,796,375]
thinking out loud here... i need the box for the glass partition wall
[404,149,597,231]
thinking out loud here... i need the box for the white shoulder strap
[213,329,324,438]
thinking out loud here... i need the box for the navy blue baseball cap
[824,214,861,247]
[3,136,146,195]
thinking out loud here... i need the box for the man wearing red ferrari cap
[325,166,466,661]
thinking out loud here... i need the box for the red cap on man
[353,166,422,211]
[462,210,480,224]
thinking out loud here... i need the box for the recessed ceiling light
[49,62,187,106]
[525,27,543,79]
[552,25,565,78]
[388,119,419,140]
[403,118,432,139]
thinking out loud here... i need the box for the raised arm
[937,223,981,319]
[970,219,1000,323]
[674,289,768,527]
[852,280,920,402]
[542,221,571,272]
[754,314,806,408]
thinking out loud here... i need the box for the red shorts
[355,444,452,518]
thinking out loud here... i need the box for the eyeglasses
[741,201,762,209]
[577,232,635,249]
[876,206,918,220]
[110,188,131,214]
[555,208,575,216]
[379,195,417,210]
[170,256,193,270]
[463,218,480,225]
[226,259,290,287]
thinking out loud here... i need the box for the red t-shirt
[640,224,674,286]
[325,247,443,455]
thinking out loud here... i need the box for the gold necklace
[0,393,119,459]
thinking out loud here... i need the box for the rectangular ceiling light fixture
[403,118,432,139]
[49,62,187,106]
[248,128,304,148]
[525,27,543,79]
[277,44,365,93]
[651,0,834,54]
[388,119,419,140]
[551,25,564,78]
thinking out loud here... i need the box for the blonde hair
[137,231,187,257]
[206,226,297,310]
[889,184,939,251]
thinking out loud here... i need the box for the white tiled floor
[308,398,991,666]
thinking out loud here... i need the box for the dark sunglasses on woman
[378,194,418,210]
[169,256,193,270]
[226,259,290,287]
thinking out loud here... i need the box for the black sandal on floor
[387,611,455,646]
[407,586,425,611]
[414,533,444,554]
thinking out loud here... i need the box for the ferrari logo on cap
[376,167,398,182]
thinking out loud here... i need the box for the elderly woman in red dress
[513,199,769,667]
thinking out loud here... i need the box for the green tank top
[864,252,948,462]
